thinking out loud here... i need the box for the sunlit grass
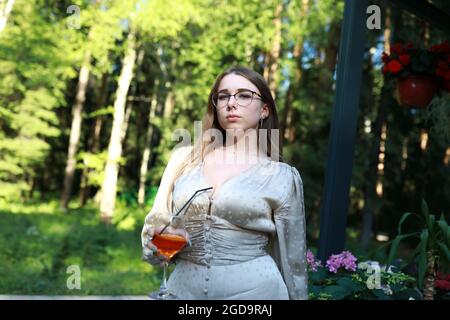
[0,197,159,295]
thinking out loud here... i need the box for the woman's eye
[238,93,252,99]
[218,95,229,100]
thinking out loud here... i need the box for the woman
[141,66,308,300]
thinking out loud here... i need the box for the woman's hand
[142,224,166,266]
[142,225,190,267]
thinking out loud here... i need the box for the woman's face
[215,74,269,133]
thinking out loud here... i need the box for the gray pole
[317,0,368,262]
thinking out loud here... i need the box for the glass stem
[160,262,168,295]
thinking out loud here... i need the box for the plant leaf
[323,285,351,300]
[398,212,419,234]
[387,232,419,267]
[417,229,429,289]
[437,214,450,246]
[421,199,433,233]
[437,242,450,263]
[421,199,430,219]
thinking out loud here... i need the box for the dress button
[204,289,208,294]
[205,277,209,281]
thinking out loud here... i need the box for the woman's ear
[262,103,270,119]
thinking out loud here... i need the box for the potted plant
[430,41,450,92]
[434,271,450,300]
[307,250,421,300]
[386,199,450,300]
[382,42,439,108]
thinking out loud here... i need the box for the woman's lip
[226,116,240,121]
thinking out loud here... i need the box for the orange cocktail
[152,233,188,260]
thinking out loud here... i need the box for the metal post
[317,0,368,262]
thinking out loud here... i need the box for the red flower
[435,279,450,291]
[387,60,403,74]
[406,42,414,49]
[436,69,446,77]
[445,70,450,80]
[382,52,390,63]
[382,64,389,74]
[399,54,410,66]
[431,41,450,54]
[436,272,450,281]
[391,43,404,55]
[438,61,448,69]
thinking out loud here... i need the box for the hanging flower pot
[382,42,444,108]
[395,75,438,108]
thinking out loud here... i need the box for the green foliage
[308,261,420,300]
[0,198,160,295]
[387,199,450,289]
[0,2,448,300]
[136,0,205,40]
[426,93,450,146]
[0,0,78,200]
[76,151,109,188]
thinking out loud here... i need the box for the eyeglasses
[212,89,264,109]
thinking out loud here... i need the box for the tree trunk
[281,0,308,142]
[360,97,389,250]
[99,31,137,222]
[263,2,283,99]
[60,51,91,211]
[282,42,303,142]
[163,90,175,118]
[318,21,340,91]
[360,5,392,251]
[119,48,145,183]
[79,74,108,205]
[138,79,159,205]
[423,250,437,300]
[79,74,108,206]
[360,77,388,252]
[0,0,15,32]
[78,117,103,206]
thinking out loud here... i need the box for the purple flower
[325,251,357,273]
[307,249,322,272]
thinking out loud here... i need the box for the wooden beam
[390,0,450,34]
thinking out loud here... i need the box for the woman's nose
[227,95,237,107]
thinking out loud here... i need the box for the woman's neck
[219,136,266,164]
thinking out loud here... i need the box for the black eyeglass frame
[212,89,265,108]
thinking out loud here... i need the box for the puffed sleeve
[270,166,308,300]
[141,145,192,257]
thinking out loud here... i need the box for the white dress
[141,146,308,300]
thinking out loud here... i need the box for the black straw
[159,186,213,234]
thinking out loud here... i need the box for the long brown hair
[165,66,283,211]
